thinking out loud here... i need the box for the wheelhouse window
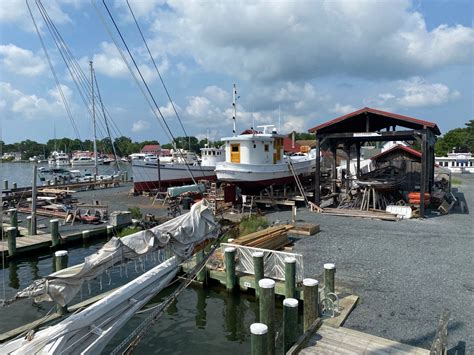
[264,144,269,152]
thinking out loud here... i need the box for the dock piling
[7,227,17,257]
[303,278,319,332]
[9,209,18,229]
[12,182,17,189]
[224,247,236,292]
[196,250,207,284]
[253,251,264,298]
[3,179,8,190]
[50,219,60,247]
[26,216,32,235]
[106,225,113,239]
[283,298,299,352]
[284,256,296,298]
[250,323,268,355]
[82,230,90,243]
[292,205,297,223]
[324,263,336,294]
[54,250,68,315]
[259,278,275,355]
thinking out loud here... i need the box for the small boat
[355,166,405,191]
[48,151,70,166]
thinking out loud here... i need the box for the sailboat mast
[90,61,98,176]
[232,83,237,136]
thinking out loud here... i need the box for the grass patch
[117,226,142,238]
[128,207,142,219]
[239,215,269,236]
[451,177,462,186]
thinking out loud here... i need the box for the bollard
[12,182,17,189]
[106,225,114,239]
[7,227,17,257]
[283,298,299,352]
[196,249,207,284]
[253,251,264,298]
[250,323,268,355]
[26,216,32,235]
[284,257,296,298]
[54,250,69,315]
[224,247,236,291]
[259,278,275,355]
[82,230,90,243]
[3,179,8,190]
[50,219,60,247]
[9,209,18,229]
[303,278,319,332]
[324,263,336,294]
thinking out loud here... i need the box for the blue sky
[0,0,473,144]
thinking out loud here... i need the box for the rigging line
[126,0,207,178]
[27,0,83,147]
[126,0,191,152]
[100,0,198,184]
[92,68,121,170]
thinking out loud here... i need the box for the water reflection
[195,287,207,329]
[8,261,19,289]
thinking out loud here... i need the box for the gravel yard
[267,174,473,352]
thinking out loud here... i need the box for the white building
[435,151,474,173]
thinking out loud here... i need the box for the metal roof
[308,107,441,135]
[371,144,422,161]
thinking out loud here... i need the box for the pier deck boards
[298,325,429,354]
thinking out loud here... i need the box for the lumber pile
[321,208,399,221]
[233,225,294,250]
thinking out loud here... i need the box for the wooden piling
[250,323,268,355]
[292,205,297,223]
[82,230,90,243]
[285,256,296,298]
[224,247,236,292]
[26,216,32,236]
[12,182,17,189]
[283,298,299,352]
[303,278,319,332]
[324,263,336,294]
[54,250,68,315]
[196,249,207,284]
[106,225,113,239]
[253,251,264,298]
[50,219,60,247]
[259,278,275,355]
[9,209,18,229]
[7,227,17,257]
[3,179,8,190]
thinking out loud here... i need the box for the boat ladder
[287,159,309,208]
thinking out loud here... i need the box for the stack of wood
[233,225,294,250]
[321,207,399,221]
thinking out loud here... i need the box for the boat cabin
[200,146,225,167]
[221,126,284,165]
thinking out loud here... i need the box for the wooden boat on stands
[355,166,405,191]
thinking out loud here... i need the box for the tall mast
[90,61,98,176]
[232,83,237,136]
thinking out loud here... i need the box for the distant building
[435,151,474,173]
[140,144,161,155]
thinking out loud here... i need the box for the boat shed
[308,107,441,217]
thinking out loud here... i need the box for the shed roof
[308,107,441,135]
[371,144,421,161]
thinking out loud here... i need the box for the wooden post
[54,250,68,315]
[283,298,299,352]
[345,143,351,191]
[7,227,17,257]
[196,249,207,284]
[420,132,427,218]
[9,208,18,229]
[253,251,264,298]
[26,216,32,236]
[12,182,17,189]
[224,247,236,292]
[303,278,319,332]
[315,137,321,205]
[3,179,8,190]
[50,219,60,247]
[31,164,38,235]
[250,323,268,355]
[324,263,336,294]
[259,278,275,355]
[285,257,296,299]
[106,225,113,239]
[291,205,297,224]
[332,144,337,194]
[356,142,361,177]
[82,230,90,243]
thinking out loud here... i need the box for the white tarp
[13,199,218,306]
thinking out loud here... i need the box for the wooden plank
[287,318,323,355]
[324,295,359,328]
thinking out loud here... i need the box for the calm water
[0,241,287,354]
[0,161,132,188]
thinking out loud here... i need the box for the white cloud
[0,44,46,77]
[132,120,151,132]
[151,0,473,81]
[0,81,72,120]
[203,85,230,105]
[329,103,357,115]
[158,101,180,119]
[397,77,460,107]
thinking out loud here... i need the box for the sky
[0,0,473,145]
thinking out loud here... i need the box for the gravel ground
[265,174,474,353]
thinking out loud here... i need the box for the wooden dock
[297,325,429,354]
